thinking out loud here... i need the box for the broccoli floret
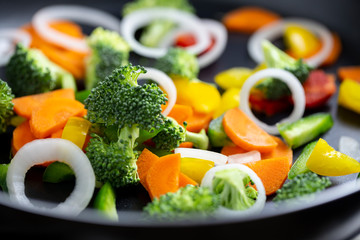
[85,64,168,187]
[6,44,76,97]
[256,40,313,100]
[0,80,14,134]
[85,27,131,90]
[273,172,331,202]
[155,47,199,80]
[212,168,258,210]
[143,185,220,221]
[122,0,194,48]
[151,117,209,151]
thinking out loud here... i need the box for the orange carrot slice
[221,145,247,156]
[11,120,36,156]
[178,142,194,148]
[136,148,159,191]
[338,66,360,83]
[262,136,293,166]
[223,108,278,153]
[50,128,64,138]
[30,98,86,138]
[168,104,193,125]
[146,153,181,199]
[178,172,198,188]
[186,110,213,133]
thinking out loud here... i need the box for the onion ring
[240,68,305,135]
[137,67,177,116]
[0,29,31,67]
[201,164,266,217]
[6,139,95,216]
[247,18,333,68]
[120,7,211,58]
[32,5,121,53]
[174,148,227,166]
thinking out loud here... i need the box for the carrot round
[146,153,181,199]
[51,128,64,138]
[244,157,290,195]
[221,145,247,156]
[338,66,360,83]
[223,108,278,153]
[262,136,293,166]
[222,7,280,34]
[30,98,86,138]
[11,120,36,156]
[178,142,194,148]
[136,148,159,191]
[168,104,193,126]
[186,110,213,133]
[178,172,198,188]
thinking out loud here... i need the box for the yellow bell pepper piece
[62,117,91,149]
[214,67,252,90]
[180,157,215,184]
[284,24,321,59]
[213,88,241,118]
[338,79,360,114]
[306,138,360,176]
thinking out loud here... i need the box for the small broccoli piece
[85,64,168,187]
[152,117,209,151]
[85,27,131,90]
[6,44,76,97]
[256,40,313,100]
[0,80,14,134]
[155,47,199,80]
[212,168,258,210]
[273,172,331,202]
[143,185,220,221]
[122,0,194,48]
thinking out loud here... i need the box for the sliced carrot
[50,129,64,138]
[146,153,181,199]
[178,142,194,148]
[222,7,280,34]
[30,98,86,138]
[321,32,342,66]
[178,172,198,188]
[136,148,159,191]
[262,136,293,166]
[11,120,36,156]
[168,104,193,125]
[338,66,360,83]
[186,110,213,133]
[12,89,75,119]
[223,108,278,153]
[221,145,247,156]
[244,157,290,195]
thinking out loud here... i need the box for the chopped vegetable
[221,145,247,156]
[43,161,75,183]
[227,151,261,164]
[213,88,241,118]
[338,79,360,114]
[0,164,8,191]
[178,172,198,188]
[273,172,331,202]
[288,141,317,179]
[277,113,333,149]
[321,32,341,66]
[137,148,159,191]
[180,157,214,184]
[208,114,232,147]
[338,66,360,83]
[249,89,291,116]
[0,79,14,134]
[61,117,91,149]
[214,68,252,90]
[11,120,36,156]
[174,148,228,166]
[261,136,293,166]
[185,110,213,133]
[167,104,193,126]
[94,182,118,220]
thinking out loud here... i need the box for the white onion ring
[32,5,121,53]
[201,164,266,217]
[174,148,227,166]
[240,68,305,135]
[197,19,228,69]
[6,139,95,216]
[120,7,211,58]
[247,18,333,68]
[227,151,261,164]
[138,67,177,116]
[0,29,31,67]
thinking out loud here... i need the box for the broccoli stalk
[0,79,14,134]
[212,168,258,210]
[256,40,313,100]
[85,27,131,90]
[6,44,76,97]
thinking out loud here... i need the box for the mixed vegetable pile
[0,0,360,222]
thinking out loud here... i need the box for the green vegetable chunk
[0,164,9,191]
[94,182,118,221]
[288,141,317,179]
[43,161,75,183]
[208,114,232,147]
[212,168,257,210]
[277,113,333,149]
[273,172,331,202]
[0,79,14,134]
[143,185,220,221]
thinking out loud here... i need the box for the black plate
[1,0,360,239]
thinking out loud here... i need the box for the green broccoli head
[6,44,76,97]
[0,80,14,134]
[212,168,258,210]
[85,27,131,90]
[273,172,331,202]
[155,47,199,80]
[143,185,220,221]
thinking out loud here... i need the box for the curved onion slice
[247,18,333,68]
[201,164,266,217]
[240,68,305,135]
[137,67,177,116]
[120,7,211,58]
[174,148,227,166]
[32,5,121,53]
[6,139,95,216]
[227,151,261,164]
[0,29,31,67]
[197,19,228,69]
